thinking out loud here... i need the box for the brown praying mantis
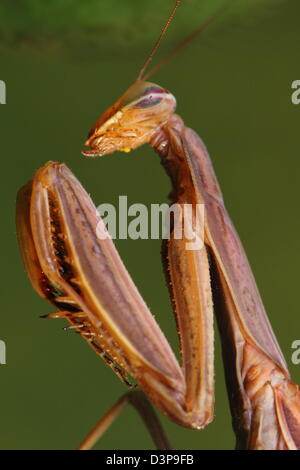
[16,2,300,450]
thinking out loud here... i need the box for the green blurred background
[1,0,300,450]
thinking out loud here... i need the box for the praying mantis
[16,2,300,450]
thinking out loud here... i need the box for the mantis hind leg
[77,391,173,450]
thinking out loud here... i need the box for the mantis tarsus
[16,2,300,450]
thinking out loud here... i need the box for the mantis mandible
[16,2,300,450]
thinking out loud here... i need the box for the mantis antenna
[137,0,181,81]
[138,0,230,82]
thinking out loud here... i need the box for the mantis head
[82,80,176,157]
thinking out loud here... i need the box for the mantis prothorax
[16,1,300,450]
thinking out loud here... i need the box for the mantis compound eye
[131,85,167,108]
